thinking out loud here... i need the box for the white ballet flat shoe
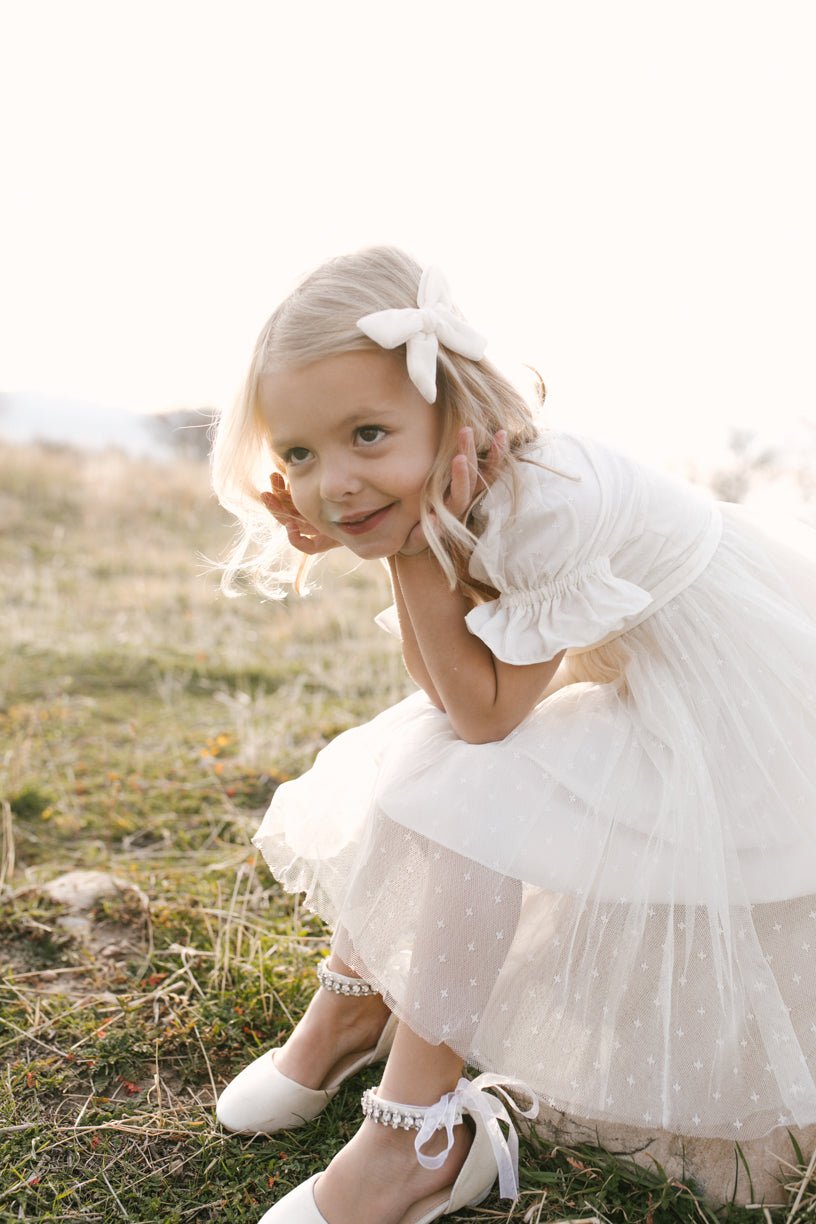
[255,1072,539,1224]
[216,963,396,1135]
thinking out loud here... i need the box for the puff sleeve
[464,440,653,664]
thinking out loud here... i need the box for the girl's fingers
[446,428,476,516]
[261,491,306,536]
[262,475,298,520]
[261,482,340,554]
[288,527,316,551]
[441,427,509,523]
[446,427,510,520]
[261,493,296,525]
[284,520,321,552]
[462,427,478,483]
[265,472,291,504]
[448,452,472,517]
[260,494,285,521]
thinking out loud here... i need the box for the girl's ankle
[329,991,390,1029]
[275,989,390,1080]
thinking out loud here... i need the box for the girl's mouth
[334,505,394,536]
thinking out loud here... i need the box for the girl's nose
[319,458,363,501]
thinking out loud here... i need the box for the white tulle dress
[252,429,816,1141]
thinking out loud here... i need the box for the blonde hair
[210,244,548,601]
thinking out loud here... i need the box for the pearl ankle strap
[361,1074,540,1201]
[316,960,379,997]
[360,1086,463,1132]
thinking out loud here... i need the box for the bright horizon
[2,0,815,471]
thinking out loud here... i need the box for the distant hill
[0,392,215,461]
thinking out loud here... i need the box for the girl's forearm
[394,550,503,740]
[387,558,444,710]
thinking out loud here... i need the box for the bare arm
[395,549,564,743]
[387,557,445,710]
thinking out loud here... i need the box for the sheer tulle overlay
[253,502,816,1140]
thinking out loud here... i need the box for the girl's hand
[398,428,507,557]
[260,472,342,555]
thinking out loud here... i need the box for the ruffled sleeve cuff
[464,556,653,664]
[374,603,402,639]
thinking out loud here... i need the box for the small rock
[43,870,147,911]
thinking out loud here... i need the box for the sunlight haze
[1,0,815,469]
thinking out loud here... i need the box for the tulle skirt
[253,502,816,1140]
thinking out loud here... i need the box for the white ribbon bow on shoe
[414,1072,539,1200]
[356,266,487,404]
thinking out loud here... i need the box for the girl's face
[259,350,443,559]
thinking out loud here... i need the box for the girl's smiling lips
[331,504,395,535]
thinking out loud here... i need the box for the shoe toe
[257,1174,326,1222]
[216,1051,332,1134]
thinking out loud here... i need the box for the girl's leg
[313,1022,470,1224]
[273,837,523,1092]
[302,846,522,1220]
[268,840,524,1218]
[273,950,391,1090]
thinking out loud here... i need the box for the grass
[0,440,814,1223]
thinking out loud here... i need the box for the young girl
[210,246,816,1224]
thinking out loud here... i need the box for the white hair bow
[356,265,487,403]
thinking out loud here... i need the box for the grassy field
[0,441,813,1223]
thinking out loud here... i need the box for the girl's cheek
[290,490,309,518]
[284,474,305,509]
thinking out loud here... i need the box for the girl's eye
[356,426,386,446]
[283,447,312,466]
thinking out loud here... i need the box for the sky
[1,0,815,469]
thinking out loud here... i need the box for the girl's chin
[343,539,398,560]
